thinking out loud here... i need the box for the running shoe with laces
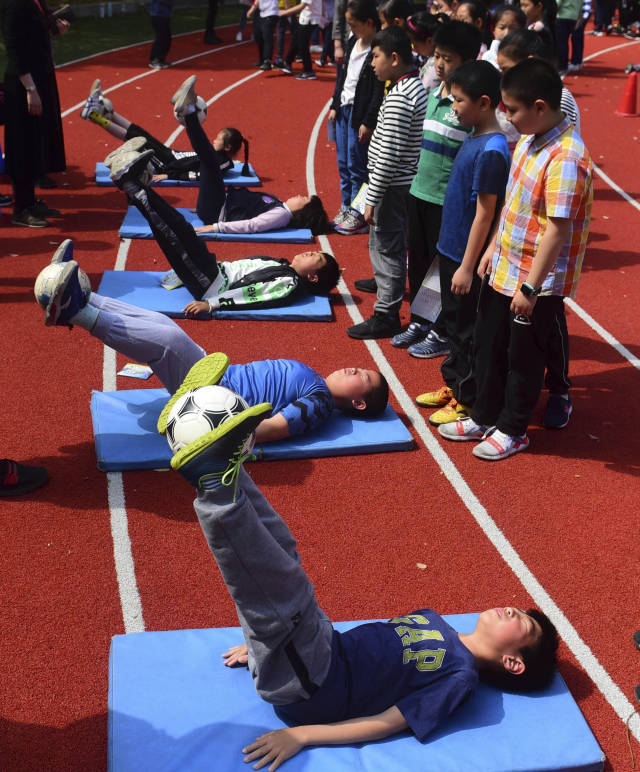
[37,260,89,327]
[415,385,453,408]
[408,329,450,359]
[104,137,149,168]
[438,417,490,441]
[333,210,349,226]
[473,428,529,460]
[543,393,572,429]
[108,149,155,186]
[157,353,231,434]
[391,321,430,348]
[294,71,317,80]
[171,75,198,117]
[335,210,368,235]
[428,399,471,426]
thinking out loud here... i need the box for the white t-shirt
[340,42,370,106]
[259,0,279,17]
[299,0,324,26]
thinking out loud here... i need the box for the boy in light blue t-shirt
[416,61,510,426]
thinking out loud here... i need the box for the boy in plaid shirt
[439,58,593,460]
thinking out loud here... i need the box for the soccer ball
[98,94,114,119]
[34,262,92,309]
[174,96,208,127]
[166,385,251,454]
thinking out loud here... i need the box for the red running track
[0,28,639,771]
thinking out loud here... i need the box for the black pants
[407,194,445,334]
[126,122,176,167]
[184,112,226,224]
[286,22,314,72]
[545,301,571,394]
[126,183,219,300]
[472,284,566,437]
[150,15,171,63]
[204,0,218,37]
[438,255,481,406]
[258,14,278,62]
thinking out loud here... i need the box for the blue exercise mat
[96,271,332,321]
[119,206,314,243]
[90,389,413,471]
[95,160,261,187]
[108,615,604,772]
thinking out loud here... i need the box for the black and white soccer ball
[174,95,208,127]
[166,385,251,454]
[98,94,114,119]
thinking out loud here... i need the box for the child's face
[290,250,327,278]
[345,11,375,40]
[371,46,397,81]
[477,607,542,653]
[501,89,546,134]
[433,46,464,81]
[496,51,519,74]
[520,0,542,24]
[455,3,481,28]
[213,131,231,154]
[411,35,434,57]
[450,82,485,127]
[324,367,382,410]
[494,10,521,40]
[430,0,456,16]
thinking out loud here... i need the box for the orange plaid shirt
[490,117,593,298]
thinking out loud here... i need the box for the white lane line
[566,298,640,370]
[593,163,640,212]
[583,38,640,62]
[306,99,640,742]
[61,39,247,118]
[103,72,260,634]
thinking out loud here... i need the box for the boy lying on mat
[166,393,559,770]
[34,242,388,444]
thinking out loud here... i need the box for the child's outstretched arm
[451,192,498,295]
[242,707,409,771]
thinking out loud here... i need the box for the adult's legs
[150,16,171,63]
[204,0,219,40]
[183,111,227,224]
[87,293,206,393]
[123,181,220,298]
[194,468,334,704]
[261,14,278,62]
[370,185,410,318]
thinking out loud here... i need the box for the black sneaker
[275,61,293,74]
[0,459,48,497]
[0,193,13,207]
[32,199,61,218]
[259,59,272,70]
[204,33,222,44]
[294,71,317,80]
[35,175,57,189]
[347,313,401,340]
[354,277,377,293]
[543,393,572,429]
[12,207,50,228]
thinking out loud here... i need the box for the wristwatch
[520,281,541,298]
[26,85,36,92]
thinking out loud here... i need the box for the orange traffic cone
[616,71,639,116]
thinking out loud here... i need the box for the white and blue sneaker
[50,239,74,264]
[473,428,530,461]
[438,417,490,442]
[408,329,450,359]
[37,260,89,327]
[391,321,430,348]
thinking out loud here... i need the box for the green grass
[0,4,243,72]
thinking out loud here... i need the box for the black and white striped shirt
[365,72,428,207]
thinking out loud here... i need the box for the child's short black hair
[447,59,502,108]
[492,3,526,30]
[407,10,447,40]
[342,372,389,417]
[501,57,562,110]
[378,0,412,24]
[371,26,413,64]
[300,252,340,295]
[498,27,550,62]
[457,0,491,44]
[480,608,559,692]
[433,19,483,62]
[346,0,380,27]
[289,195,331,235]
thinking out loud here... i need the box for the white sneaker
[309,44,323,53]
[472,429,530,460]
[438,418,490,442]
[235,31,243,41]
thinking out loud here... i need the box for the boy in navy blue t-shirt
[170,403,559,770]
[415,61,510,427]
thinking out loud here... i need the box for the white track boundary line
[307,99,640,742]
[103,73,260,634]
[566,297,640,370]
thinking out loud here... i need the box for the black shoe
[0,193,13,207]
[347,313,401,340]
[204,33,222,44]
[259,59,272,70]
[0,459,48,497]
[35,175,57,189]
[354,277,377,293]
[634,630,640,650]
[11,207,51,228]
[32,199,61,218]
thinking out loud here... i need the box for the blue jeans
[335,103,369,210]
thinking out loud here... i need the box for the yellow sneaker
[415,385,453,408]
[428,399,471,426]
[157,352,230,434]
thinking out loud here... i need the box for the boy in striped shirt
[347,27,428,340]
[439,58,593,460]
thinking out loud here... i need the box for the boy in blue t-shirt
[169,405,559,768]
[416,61,510,427]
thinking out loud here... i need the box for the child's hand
[328,109,336,122]
[364,204,375,225]
[451,265,473,295]
[242,728,305,771]
[194,224,214,233]
[222,643,249,667]
[152,173,169,183]
[476,252,492,278]
[358,124,372,144]
[510,290,536,316]
[334,41,344,64]
[183,300,210,317]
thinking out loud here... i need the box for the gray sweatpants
[89,293,205,394]
[194,468,334,705]
[369,184,411,316]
